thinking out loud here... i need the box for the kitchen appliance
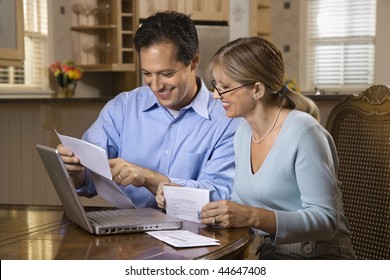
[195,24,230,89]
[139,23,230,89]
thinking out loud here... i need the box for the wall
[229,0,250,40]
[270,0,300,84]
[374,0,390,86]
[228,0,301,90]
[0,101,111,206]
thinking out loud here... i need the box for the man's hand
[155,182,181,209]
[109,158,169,195]
[56,143,85,188]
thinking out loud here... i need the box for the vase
[57,84,76,98]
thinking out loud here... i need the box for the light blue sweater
[231,110,351,245]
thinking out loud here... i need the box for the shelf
[78,63,135,72]
[71,25,117,31]
[70,0,137,73]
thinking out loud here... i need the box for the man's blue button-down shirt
[80,78,240,208]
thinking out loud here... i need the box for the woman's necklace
[252,106,283,144]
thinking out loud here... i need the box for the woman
[158,37,355,259]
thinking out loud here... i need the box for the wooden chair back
[326,85,390,259]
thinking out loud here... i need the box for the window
[0,0,48,93]
[300,0,377,92]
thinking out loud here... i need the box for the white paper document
[90,172,135,209]
[163,186,209,223]
[55,130,135,208]
[56,130,111,179]
[146,230,220,248]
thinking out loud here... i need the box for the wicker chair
[326,85,390,260]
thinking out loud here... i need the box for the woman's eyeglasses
[211,80,254,97]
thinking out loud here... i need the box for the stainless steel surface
[196,25,230,89]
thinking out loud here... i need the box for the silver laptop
[36,144,183,235]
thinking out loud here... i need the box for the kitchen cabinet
[138,0,229,22]
[0,0,24,66]
[69,0,229,90]
[249,0,271,40]
[70,0,138,72]
[138,0,185,17]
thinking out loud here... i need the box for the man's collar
[142,77,211,119]
[188,77,210,119]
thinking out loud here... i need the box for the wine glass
[71,2,82,25]
[80,2,92,26]
[81,42,97,64]
[88,3,99,26]
[98,0,111,25]
[99,41,112,64]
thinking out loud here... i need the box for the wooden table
[0,204,254,260]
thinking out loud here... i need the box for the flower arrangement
[50,60,83,97]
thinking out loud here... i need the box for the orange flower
[49,60,83,88]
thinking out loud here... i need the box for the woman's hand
[200,200,250,228]
[200,200,276,233]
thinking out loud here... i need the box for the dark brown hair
[134,11,199,66]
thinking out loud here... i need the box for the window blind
[0,0,48,90]
[307,0,376,90]
[24,0,48,88]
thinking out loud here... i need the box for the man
[57,11,239,208]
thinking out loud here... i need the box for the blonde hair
[208,37,319,121]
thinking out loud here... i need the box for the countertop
[0,95,347,104]
[303,94,347,101]
[0,97,113,104]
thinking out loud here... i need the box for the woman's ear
[253,82,266,100]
